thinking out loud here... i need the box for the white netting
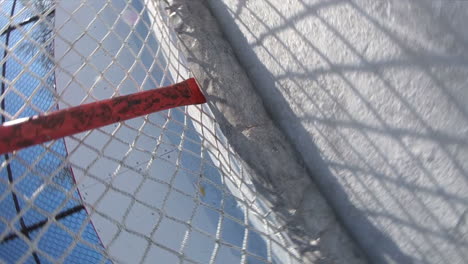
[0,1,301,263]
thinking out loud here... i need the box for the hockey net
[0,1,301,263]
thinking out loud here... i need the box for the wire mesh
[0,0,301,263]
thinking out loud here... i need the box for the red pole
[0,78,206,155]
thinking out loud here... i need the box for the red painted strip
[0,78,206,154]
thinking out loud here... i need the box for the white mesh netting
[0,1,302,263]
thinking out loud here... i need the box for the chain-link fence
[0,1,301,263]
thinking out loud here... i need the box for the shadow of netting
[207,0,468,263]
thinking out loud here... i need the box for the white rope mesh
[0,1,302,263]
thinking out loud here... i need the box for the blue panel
[0,2,109,263]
